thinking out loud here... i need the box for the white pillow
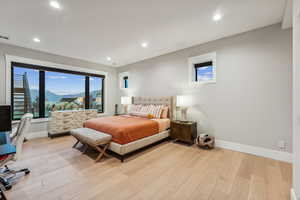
[129,104,142,113]
[129,111,149,118]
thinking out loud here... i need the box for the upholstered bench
[70,128,112,162]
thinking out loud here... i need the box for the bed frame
[108,96,176,162]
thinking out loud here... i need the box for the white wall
[293,0,300,198]
[0,42,118,136]
[118,24,293,153]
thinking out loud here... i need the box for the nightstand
[170,120,197,144]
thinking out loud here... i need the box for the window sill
[188,80,216,87]
[12,113,111,124]
[13,118,49,124]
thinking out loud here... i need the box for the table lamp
[121,96,132,114]
[176,95,192,122]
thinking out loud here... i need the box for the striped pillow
[139,105,164,118]
[148,105,164,119]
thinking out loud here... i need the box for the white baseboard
[215,140,292,163]
[26,131,48,140]
[291,188,297,200]
[25,132,293,162]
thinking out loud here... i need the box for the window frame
[11,62,105,120]
[119,71,129,89]
[188,52,216,85]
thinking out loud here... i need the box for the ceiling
[0,0,290,67]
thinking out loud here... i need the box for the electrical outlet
[278,140,286,151]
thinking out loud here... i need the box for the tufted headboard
[132,96,176,120]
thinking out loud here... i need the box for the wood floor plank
[228,176,250,200]
[5,136,292,200]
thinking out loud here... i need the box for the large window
[45,71,86,117]
[12,67,40,119]
[89,77,104,113]
[11,62,105,120]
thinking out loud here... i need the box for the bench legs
[95,143,110,162]
[82,144,89,154]
[72,138,110,162]
[72,140,80,148]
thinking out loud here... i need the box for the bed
[84,96,176,161]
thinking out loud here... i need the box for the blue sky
[14,67,39,90]
[196,66,213,81]
[14,67,103,95]
[46,71,85,95]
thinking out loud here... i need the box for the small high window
[188,52,216,85]
[123,76,128,88]
[119,72,129,89]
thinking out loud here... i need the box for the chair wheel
[0,178,10,190]
[20,169,30,175]
[4,184,12,190]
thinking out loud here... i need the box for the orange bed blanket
[84,115,159,145]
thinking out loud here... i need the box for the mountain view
[29,89,101,102]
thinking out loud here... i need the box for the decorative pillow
[140,105,153,113]
[129,112,148,118]
[160,106,169,119]
[149,105,164,118]
[129,104,142,113]
[129,112,154,119]
[147,114,154,119]
[136,105,164,119]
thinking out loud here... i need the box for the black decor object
[115,104,118,115]
[0,105,12,132]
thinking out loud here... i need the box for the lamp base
[123,105,129,114]
[181,107,188,121]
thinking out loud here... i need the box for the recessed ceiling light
[33,37,41,43]
[50,1,60,9]
[141,42,148,48]
[107,57,112,61]
[213,13,222,21]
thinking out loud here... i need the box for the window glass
[124,76,128,88]
[12,63,105,119]
[89,77,103,112]
[45,71,85,117]
[195,63,214,82]
[12,66,39,119]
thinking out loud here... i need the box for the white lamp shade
[121,96,132,105]
[176,95,193,107]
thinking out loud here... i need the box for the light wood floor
[6,136,291,200]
